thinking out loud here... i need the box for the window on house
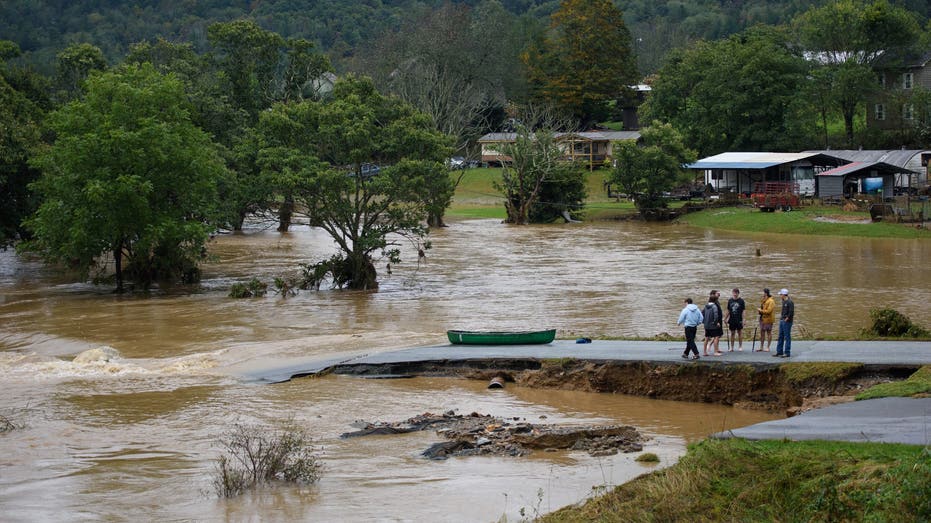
[903,104,914,120]
[875,104,885,121]
[903,73,913,89]
[878,73,885,88]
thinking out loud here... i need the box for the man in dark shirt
[774,288,795,358]
[725,288,746,351]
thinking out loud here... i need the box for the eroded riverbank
[322,357,922,415]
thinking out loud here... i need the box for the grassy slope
[541,438,931,523]
[447,167,679,221]
[856,365,931,400]
[679,206,931,239]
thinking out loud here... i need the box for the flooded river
[1,218,928,521]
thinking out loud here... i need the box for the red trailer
[751,182,800,212]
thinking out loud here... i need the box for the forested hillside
[4,0,927,75]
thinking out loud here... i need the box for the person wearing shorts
[757,288,775,352]
[725,288,746,351]
[702,291,724,356]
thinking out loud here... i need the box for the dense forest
[4,0,928,75]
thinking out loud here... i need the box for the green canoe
[446,329,556,345]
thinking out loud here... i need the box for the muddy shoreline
[323,358,919,415]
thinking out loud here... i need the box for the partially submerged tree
[493,127,583,225]
[205,21,333,232]
[253,76,451,290]
[608,121,696,220]
[25,63,227,291]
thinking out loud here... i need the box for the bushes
[228,278,268,298]
[863,308,929,338]
[212,421,322,498]
[0,413,18,433]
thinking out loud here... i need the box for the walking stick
[751,327,758,352]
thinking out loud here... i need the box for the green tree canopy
[522,0,638,127]
[643,26,814,156]
[608,121,697,219]
[55,42,107,101]
[253,76,451,290]
[0,41,43,246]
[794,0,922,143]
[24,63,227,291]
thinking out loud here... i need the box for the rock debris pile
[341,411,645,460]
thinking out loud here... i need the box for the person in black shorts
[724,288,746,351]
[702,291,724,356]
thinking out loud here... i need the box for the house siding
[868,53,931,131]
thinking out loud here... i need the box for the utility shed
[805,150,931,188]
[816,161,916,198]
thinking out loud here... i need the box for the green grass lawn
[680,205,931,239]
[541,438,931,522]
[856,366,931,400]
[447,170,927,238]
[447,166,675,221]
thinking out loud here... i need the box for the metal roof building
[815,161,916,198]
[805,150,930,187]
[687,152,847,196]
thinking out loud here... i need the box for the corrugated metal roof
[817,162,873,177]
[805,149,930,169]
[817,161,916,177]
[688,152,833,170]
[478,131,641,142]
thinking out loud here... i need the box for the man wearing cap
[774,288,795,358]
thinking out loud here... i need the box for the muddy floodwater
[1,218,928,521]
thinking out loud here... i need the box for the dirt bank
[330,359,919,414]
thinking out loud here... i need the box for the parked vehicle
[751,182,799,212]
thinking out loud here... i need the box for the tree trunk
[427,212,446,228]
[842,106,856,145]
[113,243,124,293]
[347,253,379,290]
[233,211,246,232]
[278,195,294,232]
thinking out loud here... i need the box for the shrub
[635,452,660,463]
[212,421,322,498]
[0,413,17,433]
[863,308,929,338]
[228,278,268,298]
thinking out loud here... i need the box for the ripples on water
[1,218,928,521]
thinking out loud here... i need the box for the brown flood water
[1,218,929,521]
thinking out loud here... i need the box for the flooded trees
[253,76,451,290]
[24,63,227,292]
[494,127,583,225]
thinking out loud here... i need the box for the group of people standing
[677,287,795,360]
